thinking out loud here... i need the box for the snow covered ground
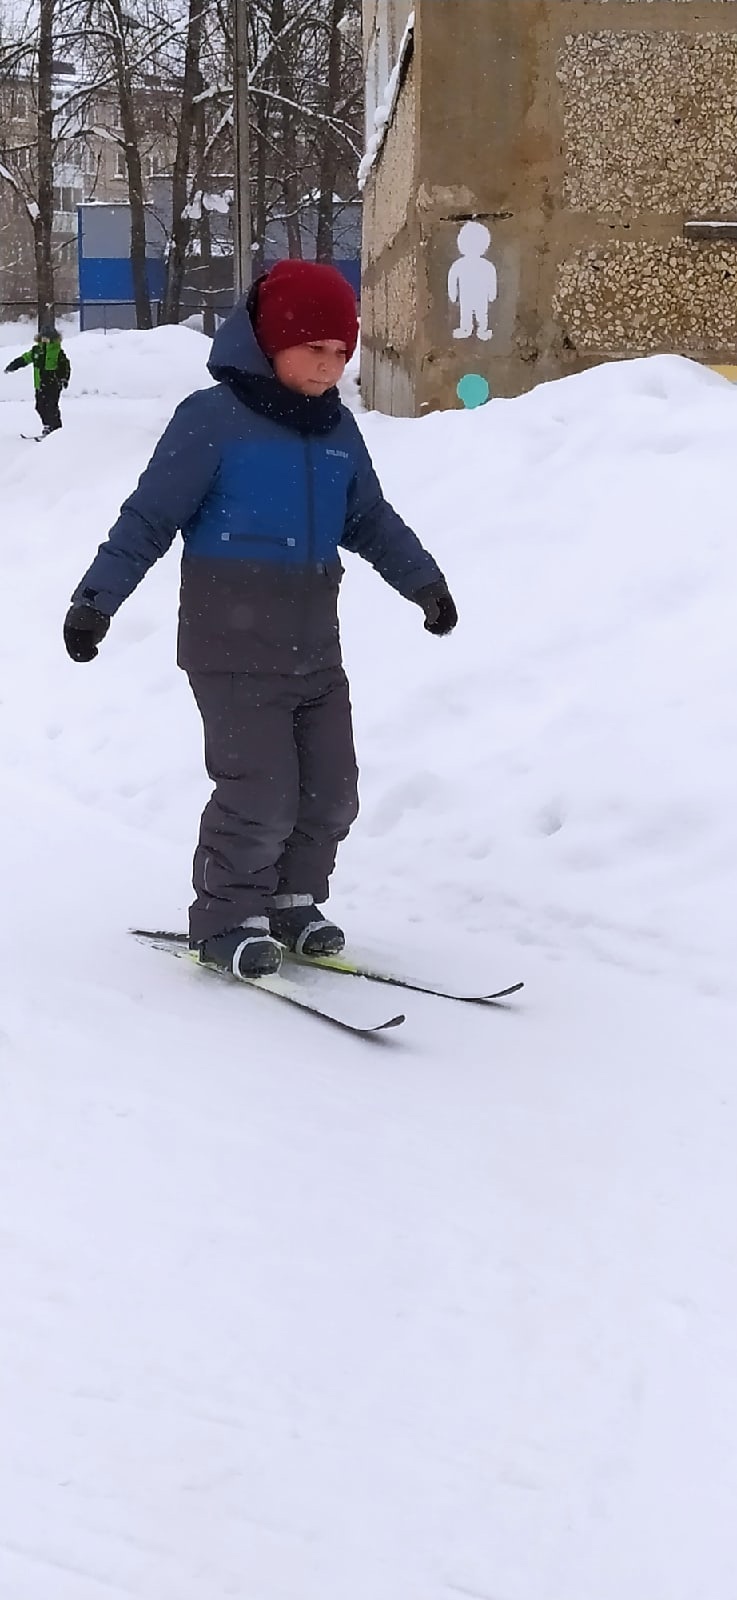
[2,324,737,1600]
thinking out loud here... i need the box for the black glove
[63,601,111,662]
[415,580,458,637]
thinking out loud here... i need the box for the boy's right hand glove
[415,580,458,636]
[63,601,111,662]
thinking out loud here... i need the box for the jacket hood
[207,297,273,382]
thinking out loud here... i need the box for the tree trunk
[107,0,152,329]
[193,71,215,335]
[252,90,269,276]
[315,0,345,264]
[271,0,301,259]
[200,203,215,337]
[161,0,208,323]
[35,0,55,325]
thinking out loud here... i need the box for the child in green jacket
[5,324,71,435]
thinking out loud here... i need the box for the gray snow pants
[187,666,359,944]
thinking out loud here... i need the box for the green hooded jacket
[6,337,71,390]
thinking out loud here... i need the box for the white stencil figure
[448,221,497,341]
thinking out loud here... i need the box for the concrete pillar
[361,0,737,412]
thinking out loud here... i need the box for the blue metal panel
[335,259,360,298]
[78,207,85,330]
[78,256,166,303]
[78,202,167,327]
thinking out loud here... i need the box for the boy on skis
[63,260,457,979]
[5,324,71,435]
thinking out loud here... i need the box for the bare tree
[0,0,56,322]
[0,0,363,328]
[0,0,139,320]
[89,0,152,326]
[35,0,56,320]
[160,0,209,321]
[199,0,362,266]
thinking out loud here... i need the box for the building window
[56,136,80,169]
[53,184,82,214]
[365,2,392,143]
[365,24,379,141]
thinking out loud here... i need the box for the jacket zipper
[297,437,315,665]
[305,436,315,565]
[228,533,293,547]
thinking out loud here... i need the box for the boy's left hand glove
[415,579,458,636]
[63,601,110,662]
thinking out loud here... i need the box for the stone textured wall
[561,2,737,6]
[558,30,737,214]
[360,39,418,413]
[554,239,737,353]
[362,0,737,414]
[552,12,737,362]
[362,62,416,268]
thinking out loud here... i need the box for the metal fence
[0,301,81,325]
[0,300,232,333]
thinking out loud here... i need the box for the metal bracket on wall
[684,220,737,242]
[439,211,512,225]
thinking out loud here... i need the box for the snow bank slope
[347,355,737,995]
[5,329,736,995]
[2,330,737,1600]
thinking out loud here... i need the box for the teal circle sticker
[457,373,490,409]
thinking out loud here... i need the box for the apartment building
[0,64,176,314]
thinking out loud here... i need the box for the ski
[130,929,523,1004]
[287,951,524,1002]
[20,433,43,442]
[130,930,404,1035]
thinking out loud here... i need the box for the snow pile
[2,326,737,1600]
[346,354,737,995]
[182,189,232,221]
[0,320,212,401]
[3,329,737,994]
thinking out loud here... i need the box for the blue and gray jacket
[73,301,444,675]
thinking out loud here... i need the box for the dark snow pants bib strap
[187,666,359,944]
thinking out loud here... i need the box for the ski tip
[483,981,525,1001]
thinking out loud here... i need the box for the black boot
[271,895,345,957]
[196,917,282,978]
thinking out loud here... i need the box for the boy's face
[273,340,348,396]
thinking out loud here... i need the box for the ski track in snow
[1,324,737,1599]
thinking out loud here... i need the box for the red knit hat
[254,260,359,361]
